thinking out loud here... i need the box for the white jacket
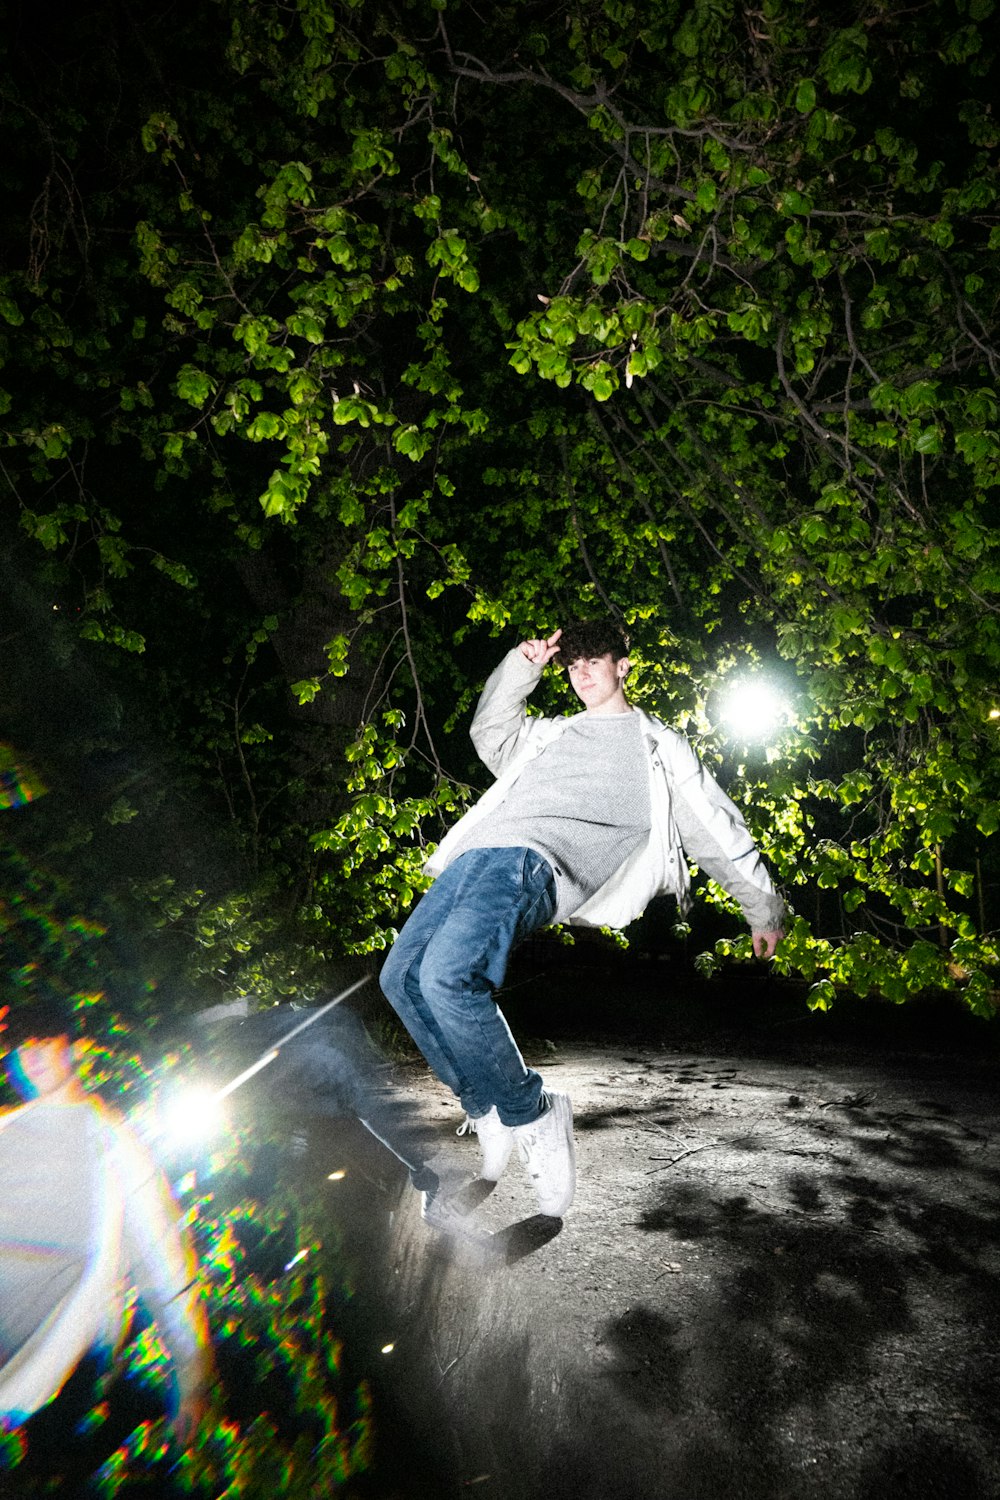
[426,649,785,933]
[0,1093,205,1426]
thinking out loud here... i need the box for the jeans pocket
[522,850,556,924]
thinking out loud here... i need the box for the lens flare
[157,1086,227,1146]
[718,679,790,741]
[0,744,47,810]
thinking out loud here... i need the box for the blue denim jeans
[379,847,557,1127]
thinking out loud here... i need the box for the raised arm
[470,630,561,777]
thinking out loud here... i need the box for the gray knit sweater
[451,709,650,920]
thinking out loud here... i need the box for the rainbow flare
[0,746,47,811]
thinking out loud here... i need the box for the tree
[2,0,999,1012]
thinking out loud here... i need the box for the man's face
[8,1036,75,1100]
[566,652,629,711]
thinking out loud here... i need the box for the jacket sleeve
[113,1122,211,1411]
[470,648,546,777]
[662,731,786,932]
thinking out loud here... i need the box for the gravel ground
[337,968,1000,1500]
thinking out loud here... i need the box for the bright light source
[718,679,790,741]
[157,1086,227,1147]
[327,1170,347,1181]
[381,1342,395,1355]
[990,708,1000,721]
[284,1249,309,1272]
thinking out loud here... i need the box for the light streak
[215,1049,279,1100]
[154,977,372,1148]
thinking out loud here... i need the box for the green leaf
[777,188,813,216]
[696,180,717,212]
[795,79,817,114]
[807,979,836,1012]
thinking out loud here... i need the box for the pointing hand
[518,629,562,667]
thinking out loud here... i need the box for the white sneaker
[459,1106,516,1181]
[420,1179,466,1230]
[513,1092,575,1217]
[417,1162,471,1230]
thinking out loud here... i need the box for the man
[380,620,785,1218]
[0,1005,212,1444]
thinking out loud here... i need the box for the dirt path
[351,1013,1000,1500]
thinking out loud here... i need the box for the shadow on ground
[338,965,1000,1500]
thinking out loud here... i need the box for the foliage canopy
[2,0,1000,1014]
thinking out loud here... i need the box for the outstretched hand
[518,629,562,667]
[751,929,784,960]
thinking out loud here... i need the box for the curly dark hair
[557,618,630,665]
